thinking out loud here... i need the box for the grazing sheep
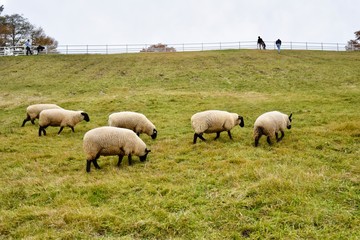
[83,126,151,172]
[38,109,90,136]
[21,104,62,127]
[253,111,292,147]
[191,110,245,144]
[108,111,157,139]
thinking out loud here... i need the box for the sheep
[191,110,245,144]
[21,104,62,127]
[253,111,292,147]
[38,108,90,136]
[108,111,157,139]
[83,126,151,172]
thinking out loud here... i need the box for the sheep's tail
[253,126,264,147]
[253,126,263,137]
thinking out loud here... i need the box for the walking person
[25,39,32,55]
[276,39,282,53]
[257,36,264,49]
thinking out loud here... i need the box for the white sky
[1,0,359,45]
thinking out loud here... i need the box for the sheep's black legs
[58,127,64,135]
[193,133,206,144]
[38,126,47,136]
[193,134,197,144]
[277,131,285,142]
[117,155,124,167]
[195,133,206,143]
[254,136,260,147]
[93,159,101,169]
[86,161,91,172]
[267,136,272,145]
[70,127,75,132]
[254,131,263,147]
[21,115,31,127]
[128,154,132,165]
[227,130,233,140]
[86,156,101,172]
[214,132,221,140]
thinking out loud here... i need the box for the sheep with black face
[253,111,292,147]
[191,110,245,144]
[22,104,62,127]
[108,111,157,139]
[38,108,90,136]
[83,126,151,172]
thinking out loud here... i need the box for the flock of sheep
[21,104,293,172]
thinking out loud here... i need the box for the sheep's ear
[146,148,151,153]
[289,113,293,121]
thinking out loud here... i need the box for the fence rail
[0,41,354,56]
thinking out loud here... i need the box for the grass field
[0,49,359,239]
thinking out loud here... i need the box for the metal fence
[0,41,353,56]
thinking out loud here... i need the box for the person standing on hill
[257,36,264,49]
[25,39,32,55]
[276,39,282,53]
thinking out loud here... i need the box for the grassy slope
[0,50,359,239]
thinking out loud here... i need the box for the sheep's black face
[140,148,151,162]
[238,116,245,128]
[151,129,157,140]
[287,113,292,129]
[81,112,90,122]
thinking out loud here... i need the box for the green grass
[0,50,359,239]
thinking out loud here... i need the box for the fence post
[220,42,222,50]
[290,42,292,50]
[239,41,241,49]
[202,43,203,51]
[106,45,108,54]
[337,43,339,51]
[66,45,68,54]
[321,43,323,51]
[306,42,308,50]
[86,45,89,54]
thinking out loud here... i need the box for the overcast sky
[1,0,359,45]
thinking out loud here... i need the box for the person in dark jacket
[257,36,264,49]
[276,39,282,53]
